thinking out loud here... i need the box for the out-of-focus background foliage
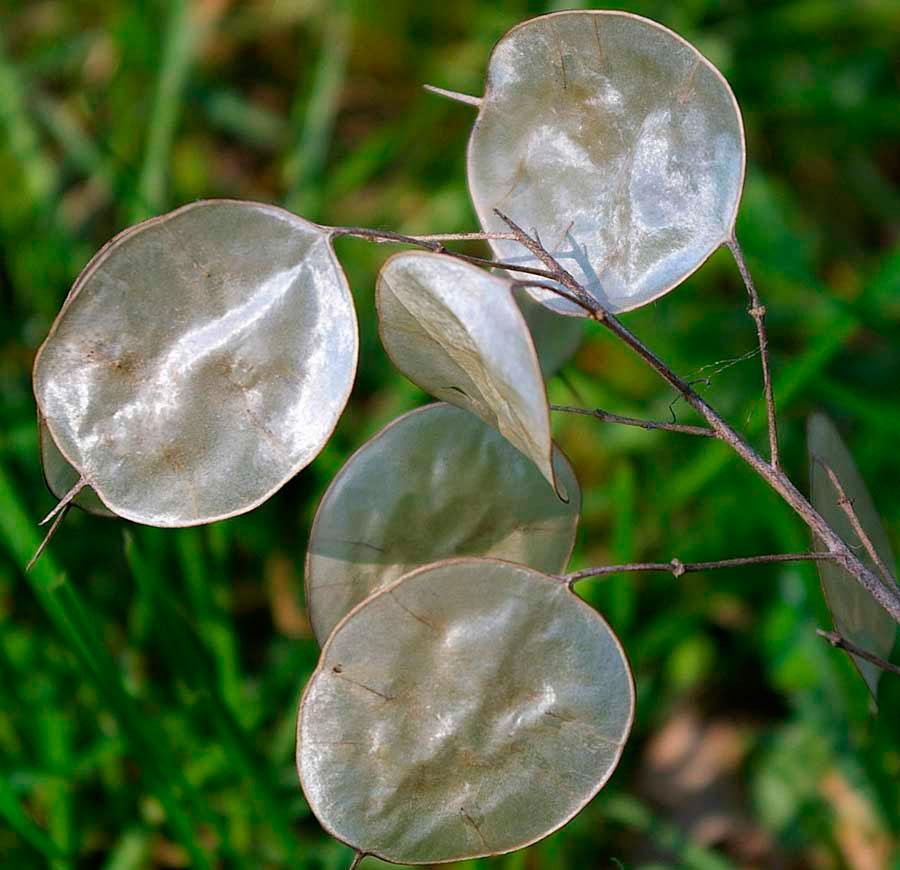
[1,0,898,867]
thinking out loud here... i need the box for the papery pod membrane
[39,414,114,518]
[376,251,560,495]
[808,413,897,699]
[515,289,582,377]
[306,402,580,644]
[297,558,635,864]
[467,10,745,316]
[33,199,358,527]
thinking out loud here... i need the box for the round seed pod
[297,558,635,865]
[467,10,745,316]
[33,199,358,526]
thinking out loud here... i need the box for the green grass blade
[132,0,206,221]
[0,772,67,861]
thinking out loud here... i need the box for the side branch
[815,456,898,587]
[329,225,558,282]
[727,236,780,470]
[551,404,715,438]
[490,216,900,624]
[816,629,900,677]
[564,552,836,586]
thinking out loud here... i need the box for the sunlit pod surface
[33,200,358,526]
[376,252,559,493]
[468,10,745,316]
[39,415,114,518]
[306,403,580,644]
[808,413,897,699]
[515,289,583,377]
[297,558,634,864]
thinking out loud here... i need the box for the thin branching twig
[727,236,780,469]
[485,214,900,624]
[330,225,558,281]
[816,629,900,677]
[564,552,836,586]
[551,404,714,438]
[815,455,898,587]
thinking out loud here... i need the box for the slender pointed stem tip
[423,84,482,107]
[39,479,85,526]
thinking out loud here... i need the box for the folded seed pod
[466,10,745,316]
[376,251,561,496]
[297,558,634,865]
[33,200,358,527]
[306,402,580,644]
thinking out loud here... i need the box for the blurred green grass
[1,0,898,867]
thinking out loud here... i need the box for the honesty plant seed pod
[808,413,897,699]
[376,251,560,495]
[33,199,358,527]
[467,10,745,316]
[306,402,580,643]
[298,558,634,864]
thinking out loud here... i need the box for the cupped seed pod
[305,402,580,644]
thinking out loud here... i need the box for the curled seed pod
[33,200,358,527]
[376,251,560,495]
[297,558,635,865]
[306,402,580,644]
[38,414,114,518]
[467,10,745,316]
[808,413,897,699]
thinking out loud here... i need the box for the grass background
[1,0,899,867]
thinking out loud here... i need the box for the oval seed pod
[297,558,635,865]
[808,413,897,699]
[467,10,745,316]
[38,414,114,518]
[33,199,358,527]
[306,402,580,644]
[376,251,559,495]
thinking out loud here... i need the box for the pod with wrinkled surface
[808,413,897,699]
[297,558,635,864]
[467,10,745,316]
[33,199,358,527]
[376,251,559,495]
[306,402,580,644]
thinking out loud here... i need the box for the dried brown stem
[492,209,596,308]
[347,852,365,870]
[564,552,836,586]
[551,403,714,438]
[490,218,900,624]
[509,281,597,315]
[815,456,898,587]
[39,478,85,526]
[816,629,900,677]
[330,225,558,282]
[27,506,69,572]
[727,236,780,470]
